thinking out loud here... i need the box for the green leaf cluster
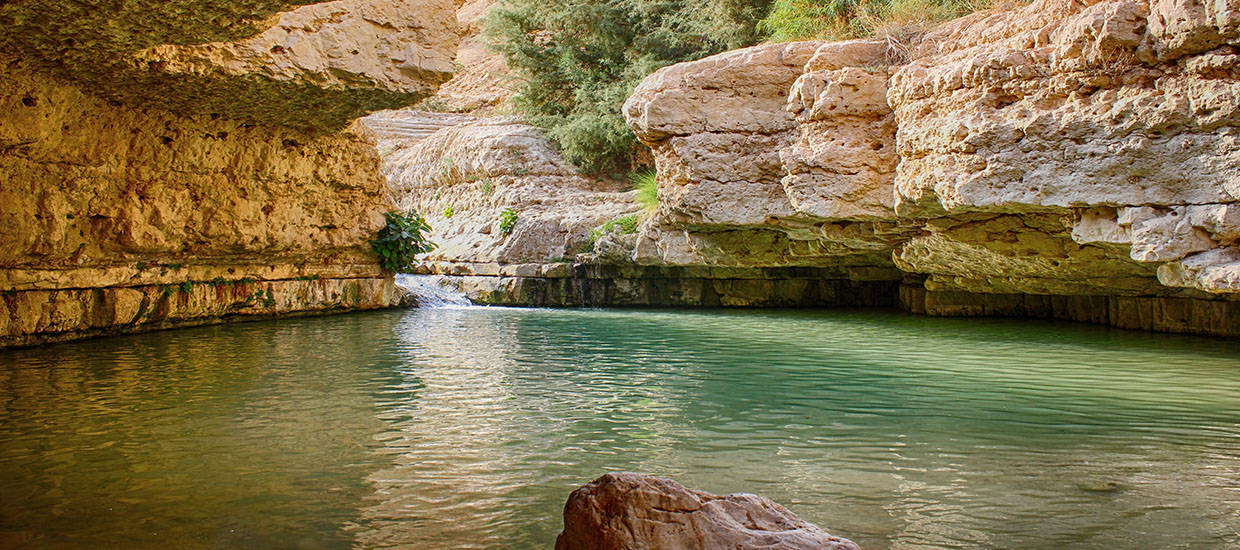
[498,208,519,235]
[370,211,437,272]
[758,0,986,42]
[485,0,772,173]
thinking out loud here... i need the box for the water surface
[1,306,1239,549]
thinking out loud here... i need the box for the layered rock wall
[621,0,1240,337]
[0,0,458,347]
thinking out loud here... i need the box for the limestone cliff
[0,0,459,347]
[617,0,1240,336]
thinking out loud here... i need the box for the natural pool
[1,305,1239,549]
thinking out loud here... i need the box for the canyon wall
[612,0,1240,336]
[406,0,1240,336]
[0,0,459,347]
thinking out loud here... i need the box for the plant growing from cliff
[371,211,437,272]
[630,169,658,212]
[758,0,988,42]
[588,214,641,249]
[443,205,456,218]
[486,0,773,173]
[498,208,519,236]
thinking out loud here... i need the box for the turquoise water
[1,306,1239,549]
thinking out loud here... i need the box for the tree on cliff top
[486,0,771,174]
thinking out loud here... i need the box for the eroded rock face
[0,0,457,347]
[623,40,910,273]
[0,0,458,132]
[430,0,515,113]
[365,110,637,265]
[555,473,861,550]
[620,0,1240,335]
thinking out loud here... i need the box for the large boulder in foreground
[555,473,861,550]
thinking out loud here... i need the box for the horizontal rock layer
[415,263,900,307]
[1,277,405,349]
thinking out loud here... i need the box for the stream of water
[1,304,1238,549]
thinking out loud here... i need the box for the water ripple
[1,308,1239,549]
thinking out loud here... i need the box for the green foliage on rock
[586,213,641,252]
[371,211,437,272]
[630,168,658,212]
[758,0,988,42]
[499,208,519,235]
[486,0,772,173]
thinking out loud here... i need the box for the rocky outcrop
[0,0,458,133]
[429,0,515,113]
[618,0,1240,337]
[0,0,457,347]
[365,110,637,266]
[555,473,861,550]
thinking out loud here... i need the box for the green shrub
[758,0,987,42]
[371,211,437,272]
[486,0,772,173]
[630,168,658,212]
[498,208,519,235]
[443,205,455,218]
[588,214,641,249]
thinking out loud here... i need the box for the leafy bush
[600,214,640,235]
[443,205,455,218]
[630,168,658,212]
[498,208,519,235]
[758,0,987,42]
[586,214,641,252]
[486,0,772,173]
[371,211,437,272]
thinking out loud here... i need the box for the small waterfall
[395,274,475,308]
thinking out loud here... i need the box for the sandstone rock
[0,0,459,132]
[0,0,454,347]
[364,110,638,264]
[623,40,907,274]
[610,0,1240,332]
[137,0,458,97]
[555,473,860,550]
[0,55,391,285]
[430,0,516,113]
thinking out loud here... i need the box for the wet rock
[555,472,861,550]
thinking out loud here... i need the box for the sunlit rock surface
[555,473,862,550]
[364,110,637,266]
[0,0,457,347]
[616,0,1240,336]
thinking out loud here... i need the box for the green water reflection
[1,307,1238,549]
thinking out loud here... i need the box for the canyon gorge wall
[405,0,1240,336]
[614,0,1240,336]
[0,0,459,347]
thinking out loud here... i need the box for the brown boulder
[555,473,861,550]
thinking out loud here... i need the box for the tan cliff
[402,0,1240,335]
[0,0,460,347]
[614,0,1240,335]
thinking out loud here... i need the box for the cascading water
[395,274,475,308]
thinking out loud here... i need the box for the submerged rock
[555,473,861,550]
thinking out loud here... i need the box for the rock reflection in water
[2,307,1240,549]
